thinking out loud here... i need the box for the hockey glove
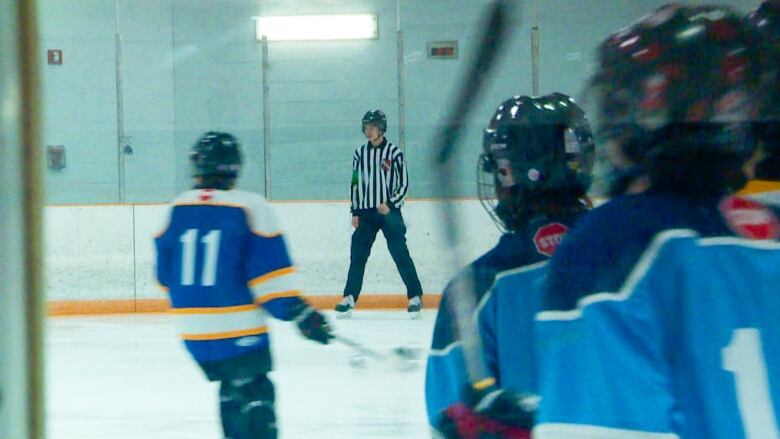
[292,304,333,345]
[436,383,534,439]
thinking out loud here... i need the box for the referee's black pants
[344,208,423,301]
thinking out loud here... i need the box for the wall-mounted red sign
[427,41,458,59]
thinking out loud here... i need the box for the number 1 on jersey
[179,229,222,286]
[722,328,780,439]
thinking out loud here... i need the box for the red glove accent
[444,403,531,439]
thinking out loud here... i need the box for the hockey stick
[334,334,421,369]
[434,0,519,385]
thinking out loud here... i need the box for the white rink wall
[44,200,501,301]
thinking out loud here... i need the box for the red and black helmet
[588,4,764,195]
[746,0,780,179]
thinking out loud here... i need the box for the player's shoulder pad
[155,190,209,237]
[170,189,262,208]
[169,189,200,205]
[153,201,176,239]
[540,195,649,310]
[557,194,650,244]
[173,189,283,237]
[536,229,700,322]
[224,190,282,237]
[540,227,780,324]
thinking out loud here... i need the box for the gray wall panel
[38,0,764,203]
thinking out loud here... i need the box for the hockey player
[155,132,333,439]
[425,93,595,438]
[532,5,780,439]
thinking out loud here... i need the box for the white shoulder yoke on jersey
[429,261,548,357]
[156,189,283,238]
[535,229,780,322]
[475,261,549,319]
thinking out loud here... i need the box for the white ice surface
[47,310,436,439]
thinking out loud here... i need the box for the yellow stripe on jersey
[740,180,780,196]
[255,290,301,305]
[248,266,296,287]
[472,377,497,391]
[251,229,284,238]
[181,326,269,341]
[170,303,258,315]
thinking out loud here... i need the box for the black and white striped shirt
[350,138,409,213]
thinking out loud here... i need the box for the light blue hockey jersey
[426,215,578,428]
[534,230,780,439]
[477,261,548,400]
[155,189,306,364]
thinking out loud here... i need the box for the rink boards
[44,199,499,314]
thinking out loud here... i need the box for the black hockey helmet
[190,131,242,189]
[746,0,780,179]
[478,93,595,232]
[362,110,387,133]
[588,4,764,196]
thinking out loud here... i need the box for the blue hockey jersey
[544,192,741,312]
[534,230,780,439]
[425,215,577,428]
[155,189,306,367]
[476,261,548,403]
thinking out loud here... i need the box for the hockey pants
[343,208,423,301]
[219,374,276,439]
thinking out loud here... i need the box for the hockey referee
[336,110,424,319]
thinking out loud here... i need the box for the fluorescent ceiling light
[255,14,378,41]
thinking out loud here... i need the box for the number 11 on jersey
[179,229,222,287]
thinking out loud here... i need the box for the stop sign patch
[533,223,569,257]
[719,196,780,240]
